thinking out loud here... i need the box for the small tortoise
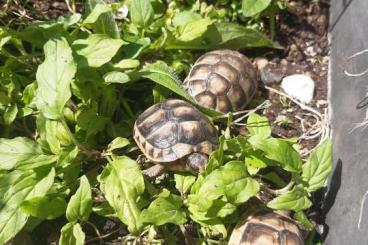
[228,211,304,245]
[182,49,258,113]
[133,99,218,177]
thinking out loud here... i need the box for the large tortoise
[228,211,304,245]
[133,99,218,177]
[182,49,258,113]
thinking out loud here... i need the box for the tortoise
[133,99,218,177]
[228,210,304,245]
[182,49,258,113]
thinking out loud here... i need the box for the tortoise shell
[182,49,258,113]
[228,211,304,245]
[133,99,218,163]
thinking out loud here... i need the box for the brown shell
[133,99,218,163]
[228,211,304,245]
[182,49,258,113]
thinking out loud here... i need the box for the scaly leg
[142,164,166,178]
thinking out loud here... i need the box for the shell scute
[228,211,304,245]
[183,49,258,113]
[134,99,218,163]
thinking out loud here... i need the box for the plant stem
[269,1,276,40]
[60,117,100,158]
[262,180,295,196]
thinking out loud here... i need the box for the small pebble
[281,74,315,103]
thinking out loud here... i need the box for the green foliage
[0,1,331,244]
[141,189,187,226]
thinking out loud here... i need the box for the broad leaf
[83,3,111,25]
[166,22,278,50]
[0,137,54,170]
[242,0,272,17]
[104,71,131,84]
[85,0,120,38]
[66,176,92,222]
[194,161,259,205]
[248,136,302,172]
[36,37,76,120]
[0,167,55,244]
[3,104,18,125]
[140,61,194,102]
[267,186,312,211]
[130,0,154,28]
[140,61,220,116]
[76,104,109,137]
[98,156,145,234]
[302,139,332,192]
[59,222,85,245]
[21,196,67,220]
[247,113,271,138]
[73,34,125,67]
[113,59,140,69]
[141,190,187,226]
[174,173,196,195]
[107,137,130,152]
[176,19,213,42]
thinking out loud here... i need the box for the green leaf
[73,34,125,67]
[0,137,53,170]
[294,211,314,231]
[242,0,272,17]
[130,0,154,28]
[205,136,225,175]
[66,176,92,222]
[302,139,332,192]
[59,222,85,245]
[113,59,140,69]
[85,0,120,38]
[107,137,130,152]
[176,19,214,42]
[103,71,131,84]
[140,61,192,101]
[194,161,259,205]
[36,37,76,120]
[3,104,18,125]
[174,173,196,195]
[172,11,201,27]
[248,136,302,172]
[21,196,67,220]
[98,156,145,234]
[166,22,279,50]
[246,113,271,138]
[141,190,187,226]
[0,167,55,244]
[140,61,220,116]
[267,186,312,211]
[83,3,111,25]
[76,104,109,137]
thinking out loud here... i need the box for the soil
[2,0,330,244]
[252,0,330,153]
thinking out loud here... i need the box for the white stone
[281,74,315,103]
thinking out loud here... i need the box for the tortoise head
[186,153,208,173]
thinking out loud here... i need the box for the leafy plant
[0,0,330,244]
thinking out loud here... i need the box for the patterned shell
[228,211,304,245]
[133,99,218,163]
[182,49,258,113]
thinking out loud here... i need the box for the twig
[85,226,122,244]
[264,85,323,118]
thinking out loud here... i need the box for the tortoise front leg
[142,164,166,178]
